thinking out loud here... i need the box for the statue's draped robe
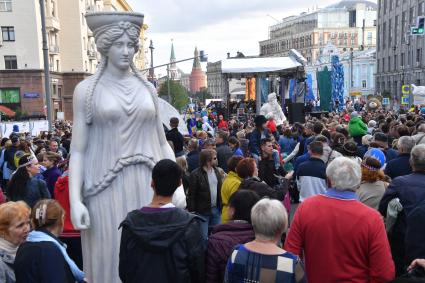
[81,75,163,283]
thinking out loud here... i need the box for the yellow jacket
[220,171,242,223]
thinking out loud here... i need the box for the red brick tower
[189,47,206,94]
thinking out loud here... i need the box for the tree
[158,80,189,110]
[193,87,212,103]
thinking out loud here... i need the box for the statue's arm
[69,81,91,229]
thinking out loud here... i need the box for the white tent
[221,56,302,74]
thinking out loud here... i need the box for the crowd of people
[0,107,425,282]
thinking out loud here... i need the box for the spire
[170,40,176,62]
[192,47,201,69]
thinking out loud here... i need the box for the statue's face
[107,33,136,71]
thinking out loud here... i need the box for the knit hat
[350,111,359,119]
[342,141,358,156]
[363,148,386,170]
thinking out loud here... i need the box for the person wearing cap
[348,111,367,146]
[341,141,362,165]
[379,144,425,275]
[248,115,270,162]
[371,132,398,163]
[357,149,388,210]
[385,136,415,180]
[166,117,185,158]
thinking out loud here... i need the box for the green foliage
[193,87,212,102]
[159,80,189,110]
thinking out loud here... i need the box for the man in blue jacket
[379,144,425,275]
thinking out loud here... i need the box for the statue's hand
[71,201,91,230]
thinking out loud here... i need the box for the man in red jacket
[285,156,395,283]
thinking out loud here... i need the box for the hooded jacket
[206,222,254,283]
[348,117,367,137]
[119,208,205,283]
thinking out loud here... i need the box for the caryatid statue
[260,92,287,126]
[69,12,185,283]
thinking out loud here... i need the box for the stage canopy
[221,56,302,74]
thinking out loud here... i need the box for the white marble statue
[260,92,287,126]
[412,84,425,96]
[69,12,185,283]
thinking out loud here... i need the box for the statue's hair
[85,25,155,124]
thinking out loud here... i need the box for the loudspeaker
[288,103,305,124]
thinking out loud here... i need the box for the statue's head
[86,12,143,64]
[268,92,277,103]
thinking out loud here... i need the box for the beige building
[0,0,147,120]
[259,0,377,64]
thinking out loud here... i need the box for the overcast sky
[126,0,377,76]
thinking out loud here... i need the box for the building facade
[206,61,225,99]
[0,0,144,120]
[375,0,425,102]
[305,44,376,101]
[259,0,377,64]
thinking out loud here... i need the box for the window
[1,26,14,41]
[410,7,415,25]
[417,48,422,63]
[394,54,398,70]
[401,52,405,66]
[0,0,12,12]
[4,55,17,69]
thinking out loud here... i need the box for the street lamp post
[149,40,154,83]
[39,0,53,131]
[167,65,171,104]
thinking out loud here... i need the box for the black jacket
[14,229,75,283]
[216,143,233,173]
[187,167,223,214]
[238,177,284,200]
[166,128,184,154]
[119,208,205,283]
[258,158,285,187]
